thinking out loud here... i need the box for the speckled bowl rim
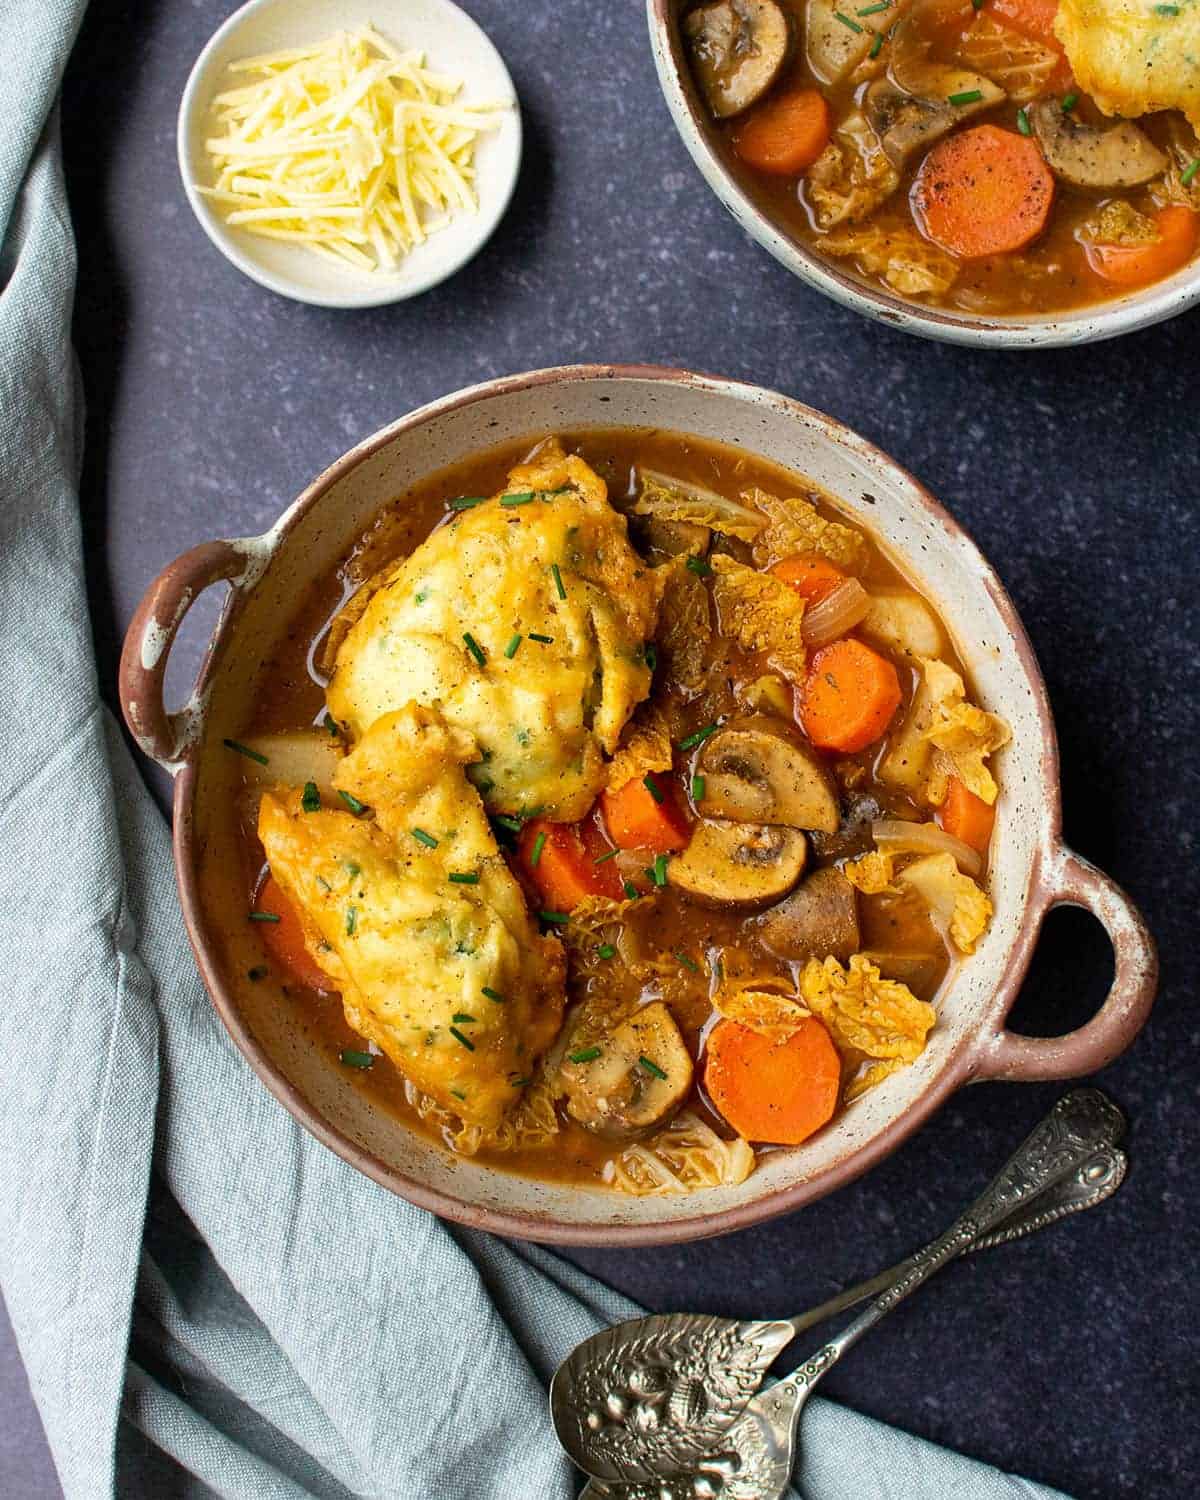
[119,364,1157,1244]
[646,0,1200,349]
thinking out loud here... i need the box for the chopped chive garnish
[504,632,522,659]
[550,563,567,599]
[510,1075,531,1087]
[412,827,439,848]
[948,89,983,105]
[482,986,506,1003]
[833,9,864,28]
[569,1046,602,1064]
[593,848,620,865]
[449,1026,475,1051]
[529,632,554,644]
[302,781,321,813]
[338,789,368,816]
[449,871,480,885]
[1182,158,1200,187]
[530,830,547,867]
[247,965,268,982]
[971,0,984,10]
[323,713,339,736]
[223,738,268,765]
[345,905,358,935]
[623,880,640,900]
[452,1013,476,1025]
[494,814,523,834]
[539,909,570,925]
[463,631,487,667]
[316,876,332,892]
[1155,3,1180,13]
[642,773,664,804]
[449,494,487,510]
[685,556,712,577]
[651,854,669,887]
[692,774,706,802]
[643,642,658,671]
[249,911,281,923]
[869,29,885,54]
[343,860,361,876]
[1062,92,1079,111]
[678,722,718,751]
[500,491,535,507]
[451,1089,467,1101]
[1016,106,1032,135]
[857,2,888,13]
[639,1056,668,1081]
[340,1049,373,1068]
[675,951,700,973]
[597,943,617,959]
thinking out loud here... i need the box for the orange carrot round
[912,125,1055,259]
[938,775,996,855]
[704,1018,841,1145]
[1085,206,1198,290]
[800,638,902,753]
[255,874,334,992]
[990,0,1066,51]
[771,553,846,606]
[518,817,623,910]
[733,88,831,177]
[600,775,690,854]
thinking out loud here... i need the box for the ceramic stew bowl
[119,366,1157,1245]
[645,1,1200,349]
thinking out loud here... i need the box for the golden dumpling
[327,443,664,822]
[1056,0,1200,130]
[258,704,565,1131]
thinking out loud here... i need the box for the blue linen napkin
[0,3,1073,1495]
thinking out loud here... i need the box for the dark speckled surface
[4,0,1195,1496]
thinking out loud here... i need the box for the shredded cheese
[198,27,507,273]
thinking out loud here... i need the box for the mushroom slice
[1029,98,1167,189]
[684,0,791,119]
[757,867,860,961]
[670,820,807,907]
[697,719,840,834]
[562,1002,693,1139]
[865,62,1005,169]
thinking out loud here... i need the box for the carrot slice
[704,1017,841,1146]
[255,874,334,991]
[771,553,846,606]
[912,125,1055,260]
[599,775,690,854]
[1085,206,1198,290]
[990,0,1065,52]
[733,88,831,177]
[517,817,622,910]
[800,638,901,753]
[939,775,996,855]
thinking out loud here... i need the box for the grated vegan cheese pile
[199,27,508,273]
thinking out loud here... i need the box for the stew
[219,430,1010,1196]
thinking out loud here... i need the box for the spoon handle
[787,1129,1127,1338]
[779,1089,1126,1408]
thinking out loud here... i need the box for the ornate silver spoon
[551,1089,1126,1489]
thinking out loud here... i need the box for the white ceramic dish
[177,0,522,308]
[120,365,1157,1245]
[646,0,1200,349]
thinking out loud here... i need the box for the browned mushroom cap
[1029,98,1167,189]
[757,866,860,960]
[684,0,791,119]
[864,27,1005,169]
[561,1002,694,1139]
[669,819,807,906]
[697,719,840,834]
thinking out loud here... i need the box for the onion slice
[801,578,871,647]
[871,818,983,876]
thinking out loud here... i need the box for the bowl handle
[119,539,249,770]
[974,844,1158,1083]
